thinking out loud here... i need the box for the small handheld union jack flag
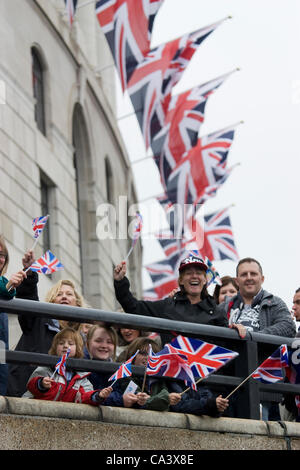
[226,344,289,400]
[51,348,71,378]
[108,350,139,383]
[251,345,289,384]
[147,344,197,390]
[32,215,49,239]
[29,250,64,275]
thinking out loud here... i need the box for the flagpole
[180,376,205,396]
[225,371,255,400]
[141,365,148,393]
[124,246,134,261]
[141,346,152,393]
[29,237,39,253]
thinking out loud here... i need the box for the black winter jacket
[114,277,228,346]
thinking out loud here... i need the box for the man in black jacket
[114,255,228,346]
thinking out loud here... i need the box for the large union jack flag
[32,215,49,239]
[30,250,64,275]
[185,206,239,262]
[108,350,139,382]
[170,335,239,379]
[152,70,236,190]
[147,344,197,390]
[166,124,238,209]
[201,206,239,261]
[128,18,225,149]
[95,0,163,91]
[251,345,289,384]
[145,256,178,299]
[143,287,159,301]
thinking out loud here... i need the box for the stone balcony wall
[0,396,300,450]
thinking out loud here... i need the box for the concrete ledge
[0,396,100,421]
[101,405,189,429]
[1,396,300,450]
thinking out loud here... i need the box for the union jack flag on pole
[32,215,49,239]
[226,345,289,399]
[128,18,227,149]
[184,206,239,262]
[152,70,237,190]
[29,250,64,275]
[108,350,139,383]
[64,0,78,27]
[145,257,178,299]
[251,345,289,384]
[95,0,164,91]
[51,348,71,378]
[166,123,240,209]
[170,336,239,379]
[147,344,197,390]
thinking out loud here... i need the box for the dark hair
[296,288,300,294]
[125,337,161,361]
[117,327,150,347]
[236,258,263,276]
[213,276,239,304]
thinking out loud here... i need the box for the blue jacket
[168,381,220,417]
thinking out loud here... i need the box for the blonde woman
[7,279,85,397]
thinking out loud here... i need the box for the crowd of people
[0,233,299,422]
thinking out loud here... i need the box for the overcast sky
[116,0,300,309]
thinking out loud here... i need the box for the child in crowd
[116,327,151,362]
[23,327,112,405]
[7,279,86,397]
[85,324,123,405]
[112,337,181,411]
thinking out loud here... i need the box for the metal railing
[1,297,299,420]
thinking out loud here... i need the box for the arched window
[105,157,114,205]
[31,47,46,135]
[72,103,95,301]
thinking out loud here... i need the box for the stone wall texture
[0,396,299,450]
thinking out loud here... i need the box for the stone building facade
[0,0,143,346]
